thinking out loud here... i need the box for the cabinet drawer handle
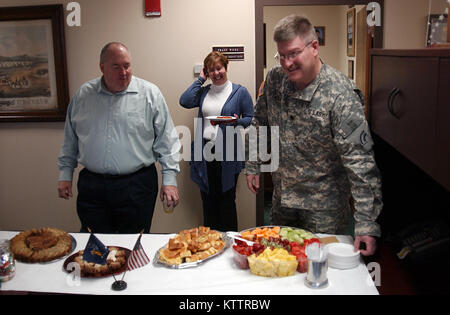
[388,87,401,119]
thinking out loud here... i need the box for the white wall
[384,0,448,49]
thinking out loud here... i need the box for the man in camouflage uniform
[246,14,382,255]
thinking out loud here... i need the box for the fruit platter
[232,226,320,277]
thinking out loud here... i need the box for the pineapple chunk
[248,248,298,277]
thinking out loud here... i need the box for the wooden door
[370,55,439,178]
[355,6,369,116]
[392,57,438,177]
[370,55,400,147]
[436,58,450,191]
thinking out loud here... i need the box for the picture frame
[426,14,448,46]
[314,26,325,46]
[0,5,69,122]
[348,60,354,79]
[347,8,356,57]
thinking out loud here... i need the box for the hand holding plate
[207,115,238,126]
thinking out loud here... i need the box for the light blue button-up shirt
[58,76,180,186]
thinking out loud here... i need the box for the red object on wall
[145,0,161,17]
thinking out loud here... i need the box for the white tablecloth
[0,231,378,295]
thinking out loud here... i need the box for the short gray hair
[273,14,317,43]
[100,42,129,63]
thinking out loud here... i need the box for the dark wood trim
[256,175,265,226]
[370,48,450,57]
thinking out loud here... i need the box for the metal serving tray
[153,232,231,269]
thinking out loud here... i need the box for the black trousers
[201,160,239,232]
[76,164,158,234]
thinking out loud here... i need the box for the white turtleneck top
[202,80,232,141]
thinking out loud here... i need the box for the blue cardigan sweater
[179,77,254,193]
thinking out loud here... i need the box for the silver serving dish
[153,232,231,269]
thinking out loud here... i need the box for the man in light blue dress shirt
[57,42,180,233]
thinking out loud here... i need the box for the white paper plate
[327,243,360,269]
[205,116,237,122]
[328,259,359,270]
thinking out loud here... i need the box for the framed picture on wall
[347,8,356,57]
[314,26,325,46]
[0,5,69,122]
[426,14,448,46]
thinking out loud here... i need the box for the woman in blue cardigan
[179,51,254,231]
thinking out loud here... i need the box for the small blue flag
[82,233,109,265]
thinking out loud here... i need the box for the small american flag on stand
[126,232,150,271]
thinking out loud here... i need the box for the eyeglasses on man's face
[274,40,313,63]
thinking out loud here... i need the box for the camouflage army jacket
[246,63,382,236]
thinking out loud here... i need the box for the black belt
[84,164,154,179]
